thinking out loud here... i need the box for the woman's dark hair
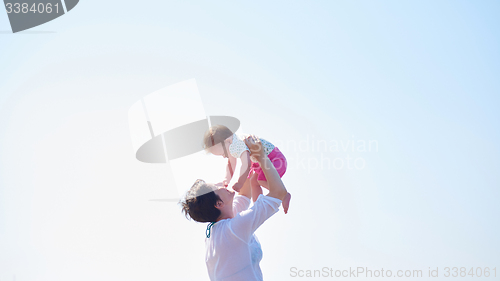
[180,179,222,223]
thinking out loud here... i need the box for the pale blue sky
[1,1,499,280]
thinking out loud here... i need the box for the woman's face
[214,185,235,206]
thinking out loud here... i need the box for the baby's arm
[223,155,237,186]
[232,151,251,192]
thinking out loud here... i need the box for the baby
[203,125,291,213]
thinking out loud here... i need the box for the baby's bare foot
[282,192,291,214]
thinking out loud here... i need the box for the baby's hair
[203,125,233,150]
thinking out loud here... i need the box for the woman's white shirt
[205,194,281,281]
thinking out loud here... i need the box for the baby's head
[203,125,233,158]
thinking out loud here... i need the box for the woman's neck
[216,209,234,222]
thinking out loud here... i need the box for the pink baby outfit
[228,134,287,181]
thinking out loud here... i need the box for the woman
[180,135,288,281]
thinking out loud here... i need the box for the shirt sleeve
[229,195,282,242]
[229,135,250,158]
[232,195,251,215]
[259,137,276,155]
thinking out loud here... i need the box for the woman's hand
[244,135,266,163]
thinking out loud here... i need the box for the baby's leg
[258,179,291,214]
[250,172,263,202]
